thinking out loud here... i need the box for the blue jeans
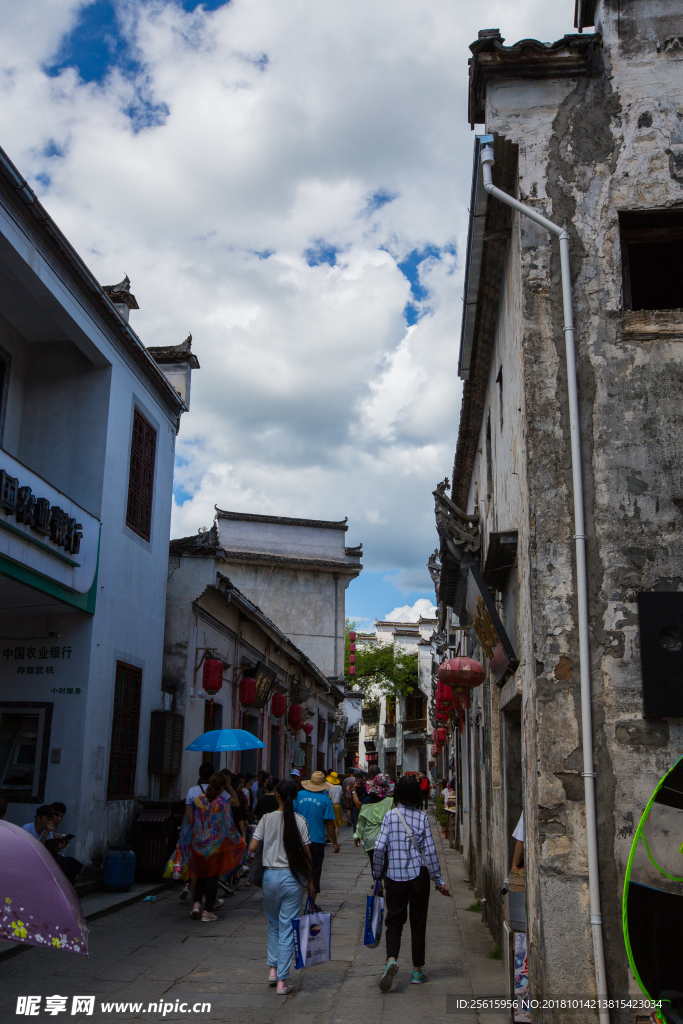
[261,868,305,980]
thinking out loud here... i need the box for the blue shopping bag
[364,879,384,948]
[292,896,332,969]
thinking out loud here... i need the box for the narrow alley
[1,824,508,1024]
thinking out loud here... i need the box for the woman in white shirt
[250,780,316,995]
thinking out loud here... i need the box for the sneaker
[191,902,201,920]
[379,959,399,992]
[201,910,218,922]
[411,968,428,984]
[179,886,189,901]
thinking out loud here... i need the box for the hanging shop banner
[253,662,277,708]
[462,564,518,684]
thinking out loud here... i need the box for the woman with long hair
[372,775,451,991]
[249,779,315,995]
[177,774,245,922]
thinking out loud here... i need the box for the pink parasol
[0,820,88,954]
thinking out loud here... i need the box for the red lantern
[436,680,453,709]
[288,704,303,729]
[349,653,356,664]
[202,659,223,695]
[271,693,287,717]
[239,677,257,706]
[349,642,356,652]
[434,727,448,745]
[302,722,314,737]
[349,631,357,641]
[438,657,486,689]
[349,666,356,676]
[435,709,448,722]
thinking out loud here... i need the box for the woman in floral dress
[178,774,245,922]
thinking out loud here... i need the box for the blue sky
[5,0,574,626]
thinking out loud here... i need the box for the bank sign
[0,450,100,601]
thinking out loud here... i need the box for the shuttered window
[126,410,156,541]
[107,662,142,800]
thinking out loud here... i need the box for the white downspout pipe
[480,145,609,1024]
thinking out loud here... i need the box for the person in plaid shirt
[372,775,451,990]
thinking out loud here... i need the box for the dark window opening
[496,366,503,430]
[107,661,142,800]
[620,209,683,311]
[126,410,157,541]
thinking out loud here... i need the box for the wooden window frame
[107,661,142,801]
[126,409,157,541]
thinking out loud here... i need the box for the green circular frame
[622,753,683,1003]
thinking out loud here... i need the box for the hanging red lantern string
[436,680,453,709]
[239,677,258,707]
[271,693,287,717]
[302,722,314,737]
[203,659,223,722]
[438,657,486,690]
[288,704,303,729]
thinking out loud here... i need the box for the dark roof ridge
[219,549,361,573]
[468,30,601,125]
[148,333,200,368]
[216,508,349,531]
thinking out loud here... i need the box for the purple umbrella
[0,820,88,954]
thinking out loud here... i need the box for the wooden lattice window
[107,661,142,800]
[126,410,156,541]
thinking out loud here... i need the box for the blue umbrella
[185,729,266,752]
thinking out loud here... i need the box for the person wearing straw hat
[293,771,339,894]
[326,771,344,843]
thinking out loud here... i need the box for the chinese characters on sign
[253,661,277,708]
[462,564,519,685]
[0,470,82,555]
[3,646,71,675]
[16,995,95,1016]
[50,688,81,695]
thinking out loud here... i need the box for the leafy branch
[345,619,418,700]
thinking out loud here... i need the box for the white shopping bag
[364,879,384,948]
[292,897,332,969]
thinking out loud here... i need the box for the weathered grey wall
[472,3,683,1014]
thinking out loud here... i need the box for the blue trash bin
[103,847,136,892]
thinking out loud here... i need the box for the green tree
[345,619,418,700]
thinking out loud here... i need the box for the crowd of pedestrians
[173,762,446,995]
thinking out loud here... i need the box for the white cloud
[385,598,437,623]
[0,0,574,589]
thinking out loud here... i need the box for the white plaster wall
[218,517,348,560]
[0,197,181,870]
[219,558,350,679]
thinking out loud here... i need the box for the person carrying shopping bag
[249,779,316,996]
[354,774,394,869]
[372,775,451,991]
[177,774,245,922]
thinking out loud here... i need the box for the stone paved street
[1,820,507,1024]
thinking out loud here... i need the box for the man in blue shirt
[294,771,339,894]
